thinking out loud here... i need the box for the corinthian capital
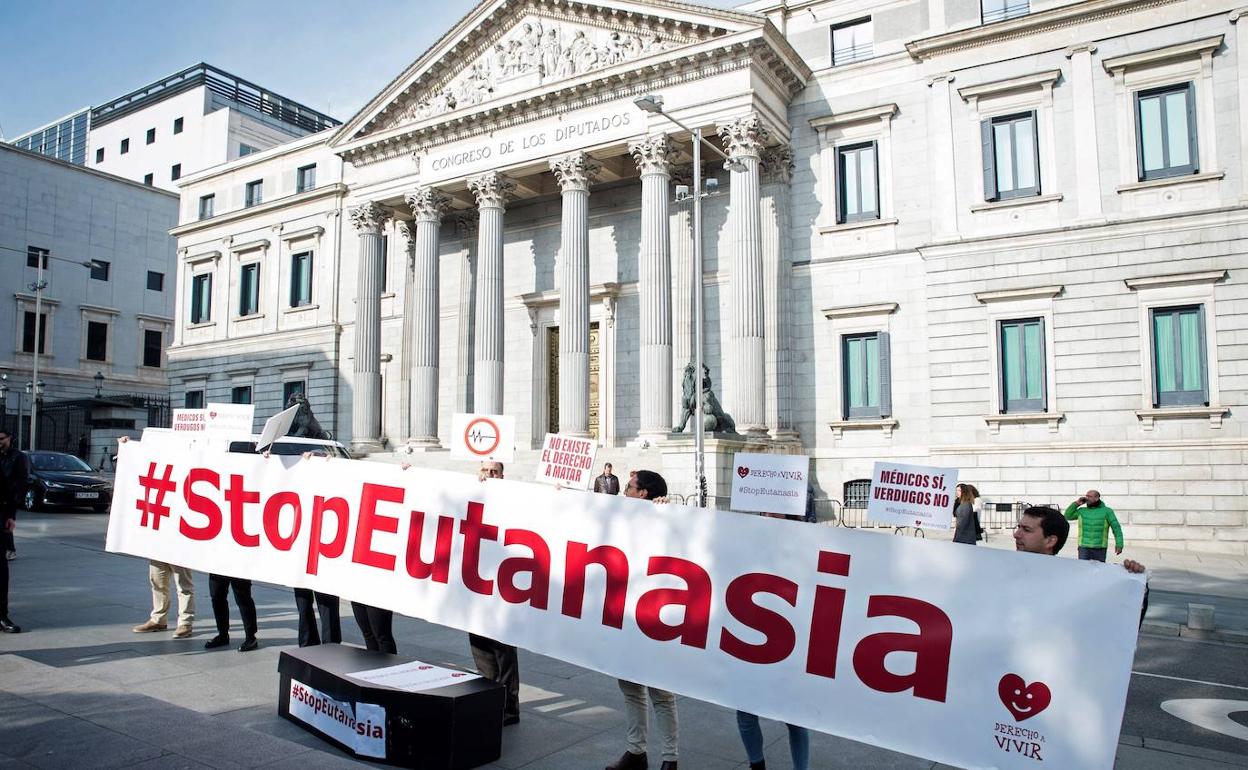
[717,114,770,161]
[549,152,602,193]
[468,171,515,209]
[348,201,392,233]
[760,145,795,185]
[628,134,677,177]
[398,219,419,246]
[405,187,450,222]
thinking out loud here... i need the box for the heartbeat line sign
[450,412,516,462]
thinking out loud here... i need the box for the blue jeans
[1078,547,1108,562]
[736,711,809,770]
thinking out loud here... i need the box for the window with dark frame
[981,0,1029,24]
[1151,305,1208,407]
[146,128,156,144]
[173,117,184,134]
[231,385,253,405]
[239,263,261,316]
[143,329,163,368]
[1136,82,1199,181]
[282,380,306,405]
[171,163,181,181]
[191,273,212,324]
[198,194,215,220]
[184,390,204,409]
[239,143,257,157]
[831,17,873,66]
[998,318,1046,413]
[95,147,104,163]
[836,141,879,224]
[26,246,49,269]
[982,111,1040,201]
[86,321,108,361]
[120,138,129,154]
[841,331,891,419]
[290,252,313,307]
[22,311,47,354]
[245,180,263,207]
[147,270,164,291]
[144,173,154,186]
[90,260,110,281]
[296,164,317,193]
[844,479,872,510]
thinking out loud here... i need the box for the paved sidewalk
[1,512,1244,769]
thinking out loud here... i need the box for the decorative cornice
[348,201,392,233]
[1124,270,1227,290]
[229,238,270,254]
[958,70,1062,103]
[718,113,769,161]
[822,302,898,320]
[280,225,325,243]
[549,152,603,191]
[760,144,794,185]
[520,282,621,309]
[627,135,676,177]
[809,104,897,132]
[404,187,451,222]
[468,171,515,209]
[1101,35,1223,75]
[170,183,346,238]
[974,285,1063,303]
[906,0,1184,62]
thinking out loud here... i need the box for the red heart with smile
[736,466,749,478]
[998,674,1051,721]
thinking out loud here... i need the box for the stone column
[549,152,600,437]
[349,201,392,452]
[398,220,418,441]
[719,115,769,435]
[404,187,449,447]
[454,215,478,413]
[468,172,514,415]
[760,145,797,441]
[629,134,676,441]
[669,165,695,427]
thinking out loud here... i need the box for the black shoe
[238,637,259,652]
[605,751,648,770]
[203,635,230,649]
[750,762,766,770]
[659,762,677,770]
[503,714,520,726]
[0,617,21,633]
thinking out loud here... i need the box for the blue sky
[0,0,743,138]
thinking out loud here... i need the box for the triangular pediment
[332,0,765,147]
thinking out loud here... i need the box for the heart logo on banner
[998,674,1051,721]
[208,411,217,419]
[737,466,749,478]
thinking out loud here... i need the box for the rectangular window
[297,164,317,193]
[1136,83,1198,181]
[191,273,213,324]
[90,260,110,281]
[26,246,49,269]
[22,311,47,354]
[841,331,892,419]
[198,194,215,220]
[282,380,306,405]
[231,385,253,405]
[120,138,129,154]
[95,147,104,163]
[146,128,156,144]
[173,117,184,134]
[143,329,163,368]
[147,270,164,291]
[831,18,872,66]
[239,263,261,316]
[239,143,257,157]
[982,0,1029,23]
[290,252,313,307]
[184,390,205,409]
[144,173,154,186]
[245,180,263,207]
[998,318,1046,413]
[86,321,108,361]
[171,163,182,181]
[982,111,1039,201]
[1151,305,1207,407]
[836,141,879,224]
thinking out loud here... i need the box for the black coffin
[278,644,504,769]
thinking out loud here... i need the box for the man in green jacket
[1064,489,1124,562]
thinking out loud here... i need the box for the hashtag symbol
[136,462,177,530]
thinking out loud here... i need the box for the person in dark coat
[593,463,620,495]
[952,483,983,545]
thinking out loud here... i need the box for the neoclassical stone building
[169,0,1248,553]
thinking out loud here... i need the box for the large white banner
[106,441,1144,770]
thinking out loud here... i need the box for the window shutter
[1198,305,1210,406]
[1148,308,1161,408]
[1037,320,1048,412]
[877,331,893,418]
[981,119,997,202]
[871,140,881,216]
[1030,111,1042,195]
[1186,83,1200,174]
[835,149,847,224]
[1134,94,1146,183]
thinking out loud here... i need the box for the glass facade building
[10,108,90,165]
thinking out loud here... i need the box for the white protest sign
[535,433,597,490]
[171,409,207,434]
[450,412,515,463]
[349,660,481,693]
[730,452,809,516]
[107,441,1143,770]
[257,404,300,451]
[287,678,386,757]
[866,461,958,531]
[204,403,255,438]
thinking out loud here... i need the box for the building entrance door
[547,322,600,439]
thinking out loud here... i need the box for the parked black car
[23,451,113,512]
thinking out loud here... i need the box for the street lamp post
[94,371,104,397]
[634,95,743,507]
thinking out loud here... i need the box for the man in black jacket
[0,430,25,632]
[593,462,620,495]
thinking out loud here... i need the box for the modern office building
[8,63,341,192]
[167,0,1248,553]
